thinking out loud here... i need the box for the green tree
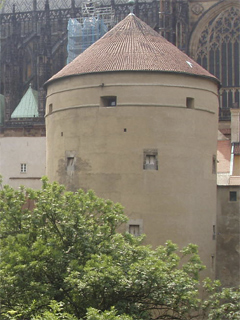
[0,177,239,320]
[202,279,240,320]
[32,303,132,320]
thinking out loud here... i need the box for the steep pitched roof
[11,85,39,118]
[47,13,218,84]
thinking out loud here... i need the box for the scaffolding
[67,0,114,64]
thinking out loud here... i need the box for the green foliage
[0,178,239,320]
[202,280,240,320]
[32,301,77,320]
[85,307,133,320]
[30,303,132,320]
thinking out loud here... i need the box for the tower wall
[46,71,219,275]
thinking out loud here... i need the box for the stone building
[0,0,159,187]
[0,0,159,126]
[0,0,239,125]
[216,109,240,287]
[45,13,220,278]
[0,0,239,285]
[0,84,46,188]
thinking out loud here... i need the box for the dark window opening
[186,97,194,109]
[229,191,237,201]
[143,150,158,170]
[101,96,117,107]
[129,225,140,236]
[49,103,53,114]
[67,157,74,167]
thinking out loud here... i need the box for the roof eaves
[45,69,220,88]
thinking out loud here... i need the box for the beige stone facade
[46,65,219,276]
[217,108,240,287]
[216,186,240,287]
[0,136,46,189]
[0,0,239,286]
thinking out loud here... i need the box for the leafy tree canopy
[0,177,239,320]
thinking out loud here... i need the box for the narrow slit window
[213,225,216,240]
[49,103,53,114]
[212,155,217,174]
[186,97,194,109]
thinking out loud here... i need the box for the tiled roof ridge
[47,13,219,84]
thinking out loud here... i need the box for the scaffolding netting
[67,16,108,64]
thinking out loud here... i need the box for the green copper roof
[11,85,39,118]
[0,94,5,125]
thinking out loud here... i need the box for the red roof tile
[47,14,218,83]
[219,128,231,135]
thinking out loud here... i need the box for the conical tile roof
[47,13,218,84]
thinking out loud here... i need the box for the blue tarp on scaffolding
[67,17,107,64]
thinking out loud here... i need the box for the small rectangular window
[129,225,140,236]
[49,104,53,114]
[186,97,194,109]
[20,163,27,173]
[229,191,237,201]
[143,149,158,170]
[213,225,216,240]
[101,96,117,107]
[66,152,76,175]
[67,157,74,168]
[66,156,75,176]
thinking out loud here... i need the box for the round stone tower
[45,13,220,276]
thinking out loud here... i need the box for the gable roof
[11,85,39,118]
[47,13,218,84]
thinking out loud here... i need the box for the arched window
[194,6,240,120]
